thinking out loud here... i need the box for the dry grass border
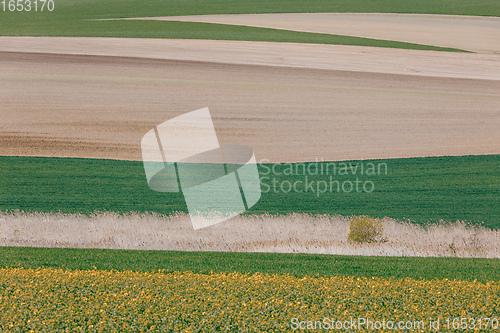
[0,212,498,258]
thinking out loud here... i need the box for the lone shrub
[347,216,386,243]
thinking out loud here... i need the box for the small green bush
[348,216,386,243]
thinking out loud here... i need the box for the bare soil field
[0,37,499,162]
[117,13,500,54]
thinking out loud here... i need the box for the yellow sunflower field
[0,267,499,332]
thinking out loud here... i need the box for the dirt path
[1,38,499,162]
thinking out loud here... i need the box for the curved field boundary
[113,13,500,54]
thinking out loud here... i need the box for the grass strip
[1,247,499,282]
[2,0,498,20]
[2,0,497,50]
[0,18,466,52]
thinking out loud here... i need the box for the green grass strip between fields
[1,247,499,283]
[2,0,497,51]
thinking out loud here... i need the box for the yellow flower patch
[0,268,498,331]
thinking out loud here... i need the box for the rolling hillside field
[1,0,499,330]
